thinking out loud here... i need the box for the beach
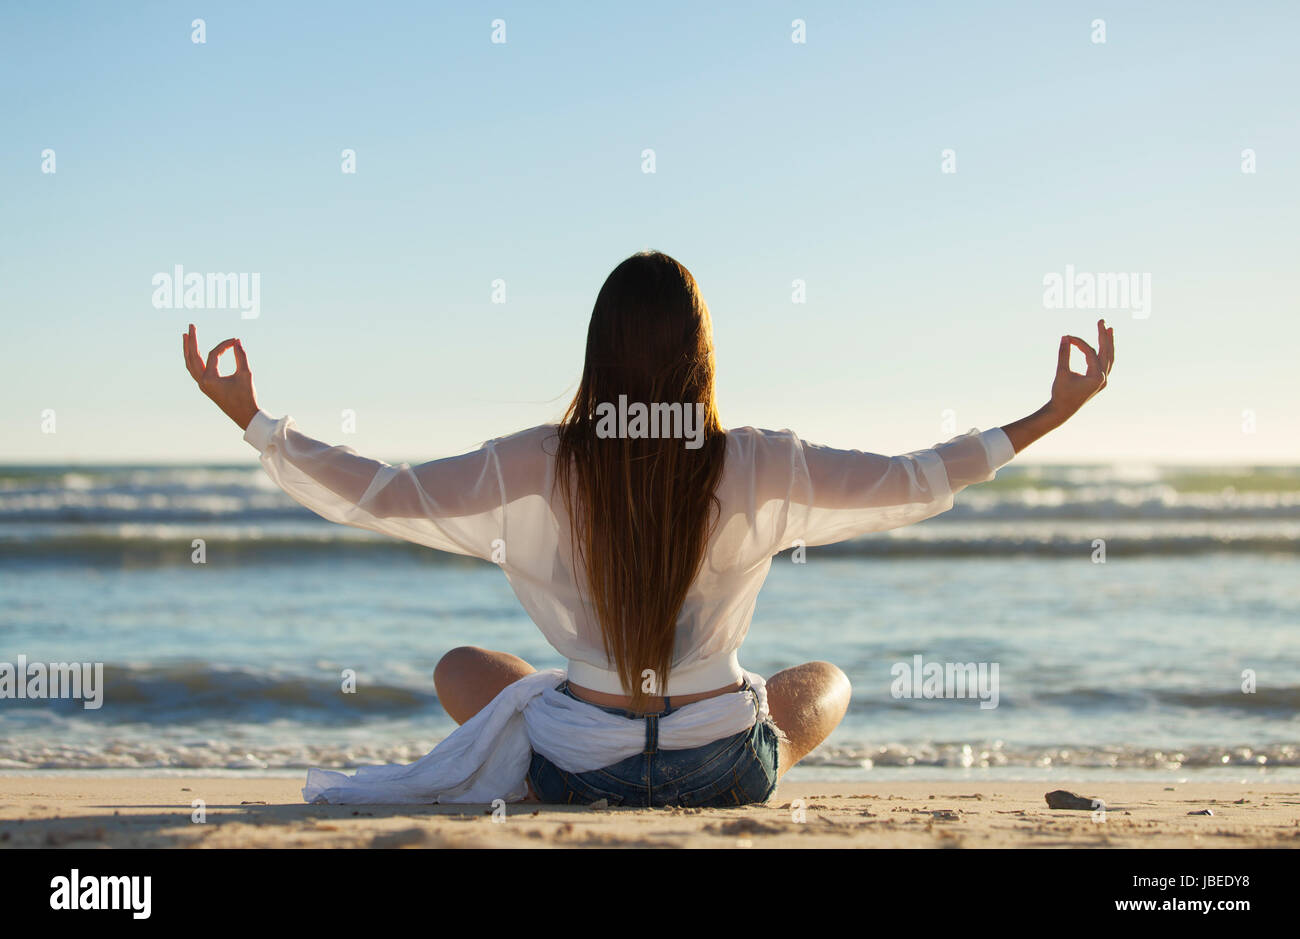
[4,777,1298,849]
[2,463,1297,849]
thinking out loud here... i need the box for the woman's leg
[433,645,536,724]
[433,646,541,801]
[764,661,852,780]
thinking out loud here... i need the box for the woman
[182,251,1114,807]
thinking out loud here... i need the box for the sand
[2,776,1299,848]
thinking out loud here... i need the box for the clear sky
[2,1,1296,464]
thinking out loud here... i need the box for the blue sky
[2,1,1297,463]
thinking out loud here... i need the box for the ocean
[1,462,1297,782]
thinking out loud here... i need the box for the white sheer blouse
[243,411,1016,697]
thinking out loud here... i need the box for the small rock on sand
[1045,789,1104,810]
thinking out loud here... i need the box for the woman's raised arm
[752,320,1114,552]
[182,325,538,560]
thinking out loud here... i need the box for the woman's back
[475,419,1017,697]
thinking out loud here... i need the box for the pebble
[1045,789,1105,810]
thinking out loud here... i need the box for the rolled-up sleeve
[242,409,280,453]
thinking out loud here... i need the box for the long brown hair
[555,251,727,713]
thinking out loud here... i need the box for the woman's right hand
[183,324,261,430]
[1048,318,1114,422]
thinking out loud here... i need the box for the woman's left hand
[1047,318,1114,422]
[183,324,260,430]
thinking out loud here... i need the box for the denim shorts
[527,678,780,808]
